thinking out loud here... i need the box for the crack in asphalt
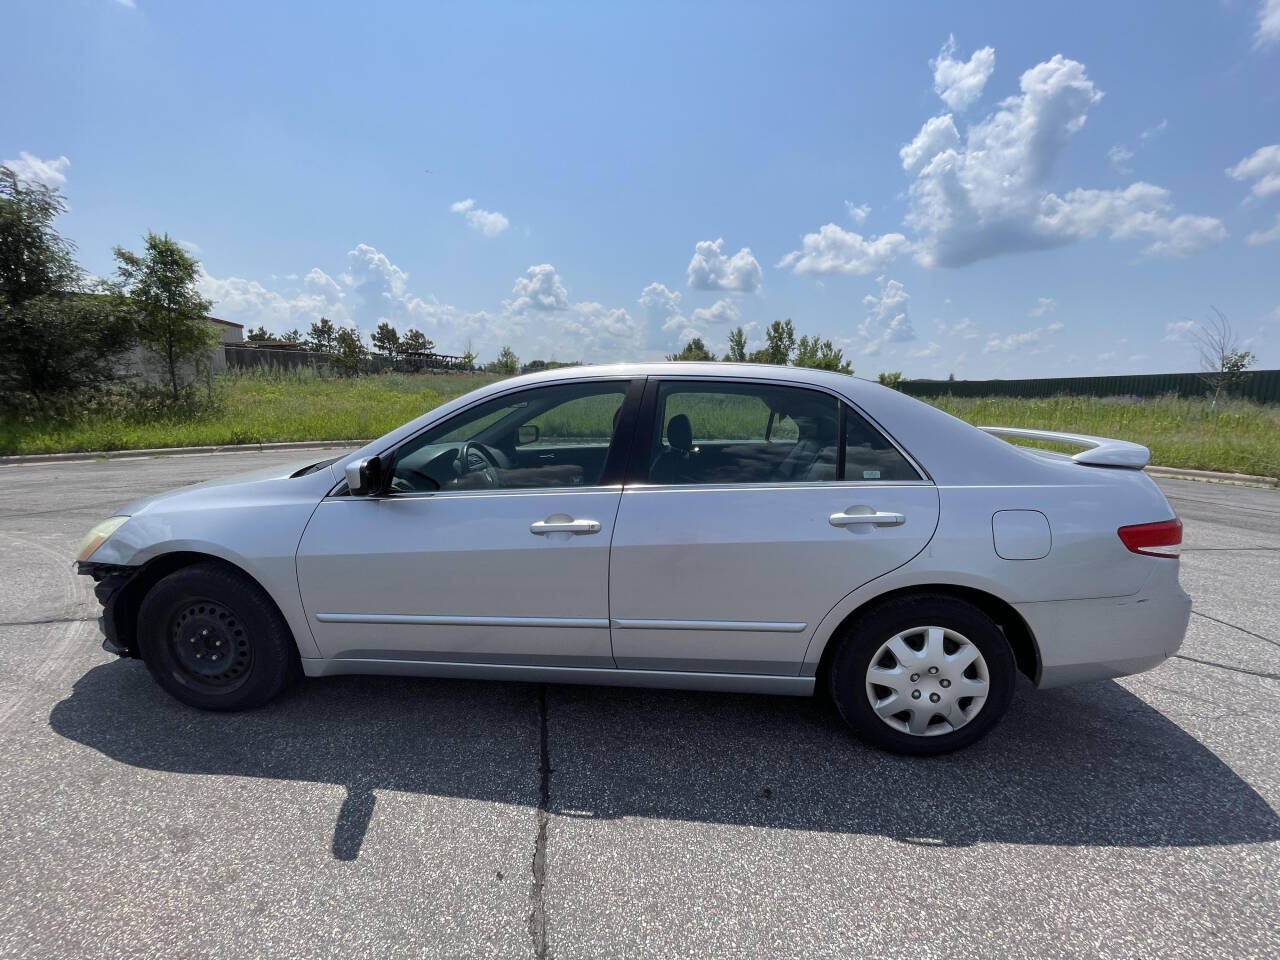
[0,616,93,628]
[529,684,551,960]
[1191,610,1280,649]
[1173,654,1280,682]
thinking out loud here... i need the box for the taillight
[1117,518,1182,558]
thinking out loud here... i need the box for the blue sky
[4,0,1278,377]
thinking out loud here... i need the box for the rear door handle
[530,517,601,535]
[829,510,905,528]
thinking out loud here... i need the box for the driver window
[388,381,629,493]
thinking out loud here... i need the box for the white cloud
[639,282,681,316]
[859,278,915,355]
[179,240,202,254]
[1162,319,1196,343]
[910,341,942,359]
[449,197,510,237]
[115,0,136,8]
[1029,297,1057,317]
[1227,144,1280,199]
[900,114,960,171]
[1140,118,1168,141]
[4,151,70,187]
[1037,183,1227,258]
[1247,211,1280,245]
[1256,0,1280,48]
[499,265,643,361]
[1107,145,1134,173]
[198,269,349,332]
[931,35,996,111]
[778,224,908,276]
[937,315,978,339]
[507,264,569,311]
[690,298,741,326]
[903,53,1224,267]
[686,238,763,292]
[639,281,689,347]
[983,322,1063,354]
[845,201,870,223]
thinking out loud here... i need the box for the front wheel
[137,562,299,711]
[828,594,1016,755]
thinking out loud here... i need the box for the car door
[609,377,939,675]
[297,377,641,667]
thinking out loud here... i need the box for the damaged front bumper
[75,561,140,658]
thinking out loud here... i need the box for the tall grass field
[2,369,1277,479]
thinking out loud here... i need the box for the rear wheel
[828,594,1015,755]
[137,562,299,711]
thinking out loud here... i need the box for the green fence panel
[900,369,1280,404]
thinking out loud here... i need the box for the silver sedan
[76,363,1190,754]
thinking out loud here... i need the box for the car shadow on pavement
[50,661,1280,860]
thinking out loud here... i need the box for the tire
[828,594,1015,756]
[137,561,299,711]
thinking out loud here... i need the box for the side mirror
[515,424,541,446]
[345,456,387,496]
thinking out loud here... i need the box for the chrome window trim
[619,480,933,493]
[323,484,625,503]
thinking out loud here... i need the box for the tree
[0,166,134,410]
[947,372,956,381]
[281,328,302,344]
[332,326,366,374]
[877,371,904,389]
[246,325,271,341]
[1193,307,1255,406]
[747,318,795,365]
[723,326,748,362]
[307,316,337,354]
[461,349,476,370]
[667,337,717,361]
[401,328,433,354]
[112,232,217,403]
[371,321,401,357]
[794,335,852,373]
[494,345,520,376]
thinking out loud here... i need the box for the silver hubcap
[864,626,990,737]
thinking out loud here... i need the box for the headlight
[76,516,130,563]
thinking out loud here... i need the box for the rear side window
[644,381,920,485]
[843,404,920,482]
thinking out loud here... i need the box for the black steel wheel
[138,561,299,711]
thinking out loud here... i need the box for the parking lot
[0,449,1276,959]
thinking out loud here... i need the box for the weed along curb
[1,441,1276,487]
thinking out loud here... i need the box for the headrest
[667,413,693,452]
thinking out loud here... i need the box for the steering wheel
[457,441,501,487]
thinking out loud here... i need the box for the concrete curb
[1144,465,1277,488]
[0,439,364,466]
[1,440,1275,488]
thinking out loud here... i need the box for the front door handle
[829,509,905,528]
[530,516,601,535]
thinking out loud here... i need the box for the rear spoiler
[978,426,1150,469]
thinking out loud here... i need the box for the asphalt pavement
[0,450,1276,959]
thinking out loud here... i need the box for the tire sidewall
[137,564,295,711]
[829,596,1016,756]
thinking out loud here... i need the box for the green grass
[0,369,500,455]
[2,371,1278,479]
